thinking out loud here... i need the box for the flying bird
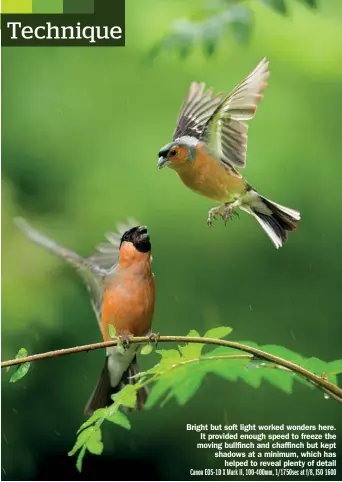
[157,58,300,248]
[15,218,156,414]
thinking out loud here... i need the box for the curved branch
[2,335,342,402]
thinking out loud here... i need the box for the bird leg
[207,205,225,226]
[222,201,240,225]
[207,201,240,226]
[118,331,133,348]
[148,332,160,349]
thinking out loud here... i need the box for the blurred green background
[2,0,342,480]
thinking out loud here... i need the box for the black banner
[1,0,125,47]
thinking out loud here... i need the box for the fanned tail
[84,356,148,416]
[242,192,300,248]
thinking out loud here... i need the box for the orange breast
[177,145,245,203]
[101,272,155,341]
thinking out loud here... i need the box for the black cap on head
[120,226,151,253]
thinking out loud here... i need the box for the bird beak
[158,156,171,169]
[136,226,150,242]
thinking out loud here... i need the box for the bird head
[118,226,152,269]
[120,226,151,253]
[157,139,196,170]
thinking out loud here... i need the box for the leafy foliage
[141,343,154,355]
[108,324,117,338]
[69,326,342,471]
[8,348,31,383]
[150,0,319,59]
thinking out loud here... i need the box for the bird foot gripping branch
[117,332,133,348]
[148,332,161,347]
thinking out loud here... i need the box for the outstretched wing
[203,58,270,171]
[14,217,139,323]
[87,217,140,269]
[173,82,223,141]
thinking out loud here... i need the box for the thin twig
[2,335,342,402]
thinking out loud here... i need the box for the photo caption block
[187,423,338,479]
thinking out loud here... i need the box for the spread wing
[87,218,140,269]
[173,82,223,141]
[203,57,270,171]
[14,217,138,323]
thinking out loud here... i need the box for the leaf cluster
[150,0,318,59]
[68,326,341,471]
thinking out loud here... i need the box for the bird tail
[242,192,300,248]
[84,355,148,416]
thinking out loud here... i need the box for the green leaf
[9,349,31,383]
[239,366,263,388]
[203,38,217,57]
[117,341,125,355]
[186,329,201,338]
[179,343,203,360]
[108,324,116,338]
[260,344,304,365]
[327,360,342,375]
[69,426,95,457]
[262,370,294,394]
[172,364,206,405]
[87,439,103,455]
[86,428,103,455]
[10,363,30,383]
[260,0,287,15]
[210,358,248,382]
[144,377,173,409]
[158,19,197,59]
[154,349,182,371]
[302,357,329,375]
[147,43,161,60]
[107,410,131,430]
[16,348,28,358]
[141,344,153,356]
[294,374,314,389]
[298,0,317,8]
[141,360,175,378]
[228,6,253,45]
[326,373,337,386]
[113,384,137,408]
[204,326,233,340]
[179,329,203,359]
[77,408,107,434]
[206,346,243,357]
[76,445,86,473]
[201,18,221,58]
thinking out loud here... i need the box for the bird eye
[170,149,177,157]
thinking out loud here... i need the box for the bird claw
[207,205,239,226]
[222,207,239,225]
[148,332,160,349]
[118,332,132,348]
[207,207,223,226]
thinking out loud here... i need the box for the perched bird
[157,58,300,248]
[15,218,155,414]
